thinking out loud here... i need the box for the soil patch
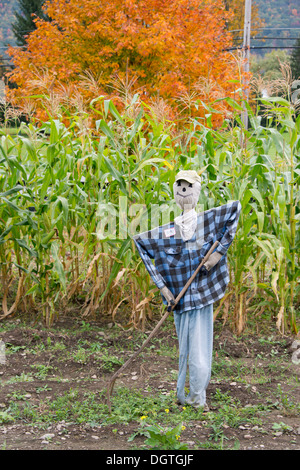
[0,315,299,451]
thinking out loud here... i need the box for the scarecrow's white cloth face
[173,178,201,241]
[173,179,201,211]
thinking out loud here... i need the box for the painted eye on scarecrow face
[177,181,181,187]
[188,183,193,188]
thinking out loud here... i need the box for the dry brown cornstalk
[82,275,102,317]
[111,295,131,323]
[213,290,232,323]
[83,252,122,289]
[0,273,25,320]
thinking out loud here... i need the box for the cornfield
[0,93,299,334]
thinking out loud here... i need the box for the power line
[227,45,300,51]
[229,27,300,33]
[0,46,23,49]
[233,37,299,41]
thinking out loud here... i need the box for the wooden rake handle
[106,240,220,412]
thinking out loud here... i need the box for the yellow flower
[182,407,186,410]
[165,409,169,413]
[181,425,186,431]
[140,415,147,420]
[175,435,179,440]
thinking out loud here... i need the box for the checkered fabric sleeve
[213,201,241,256]
[133,232,166,290]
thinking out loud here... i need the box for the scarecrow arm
[133,236,166,290]
[160,286,175,307]
[203,251,223,271]
[214,201,241,257]
[202,201,241,272]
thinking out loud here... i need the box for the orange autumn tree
[7,0,240,125]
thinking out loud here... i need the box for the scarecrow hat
[175,170,201,184]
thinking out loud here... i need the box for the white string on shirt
[174,209,198,241]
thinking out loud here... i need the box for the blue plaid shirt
[133,201,241,314]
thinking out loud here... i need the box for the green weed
[130,420,188,450]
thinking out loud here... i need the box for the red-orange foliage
[7,0,241,125]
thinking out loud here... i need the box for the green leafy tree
[290,35,300,79]
[250,50,291,81]
[11,0,47,47]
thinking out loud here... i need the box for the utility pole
[242,0,252,130]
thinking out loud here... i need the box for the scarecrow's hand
[160,286,175,308]
[203,251,222,272]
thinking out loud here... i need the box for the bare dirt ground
[0,313,299,452]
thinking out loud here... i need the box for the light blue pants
[173,304,213,407]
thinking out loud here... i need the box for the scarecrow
[133,170,241,410]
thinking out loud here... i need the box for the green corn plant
[184,94,299,334]
[0,90,299,334]
[0,134,31,319]
[90,98,177,326]
[254,95,300,333]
